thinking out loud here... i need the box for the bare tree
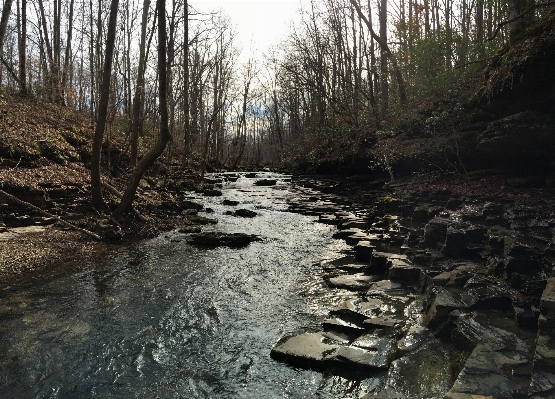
[90,0,120,211]
[113,0,171,220]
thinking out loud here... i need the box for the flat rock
[327,273,379,291]
[270,332,339,370]
[529,371,555,396]
[368,280,413,296]
[364,316,403,329]
[388,262,422,283]
[323,317,367,336]
[362,387,406,399]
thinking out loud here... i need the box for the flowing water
[0,174,384,399]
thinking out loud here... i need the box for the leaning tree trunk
[113,0,170,221]
[90,0,120,211]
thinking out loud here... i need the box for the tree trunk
[508,0,534,43]
[130,0,151,168]
[350,0,407,108]
[379,0,388,114]
[0,0,14,57]
[113,0,171,220]
[90,0,120,211]
[61,0,75,102]
[17,0,26,94]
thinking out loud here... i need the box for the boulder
[354,241,375,262]
[425,287,475,328]
[422,217,450,249]
[442,223,487,259]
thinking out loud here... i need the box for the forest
[2,1,555,397]
[0,0,553,219]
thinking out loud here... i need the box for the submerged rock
[254,179,277,186]
[234,208,258,218]
[222,199,240,206]
[188,232,261,248]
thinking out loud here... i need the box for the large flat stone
[334,333,396,369]
[327,273,379,291]
[270,332,339,370]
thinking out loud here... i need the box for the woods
[0,0,547,217]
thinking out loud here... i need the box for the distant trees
[0,0,552,216]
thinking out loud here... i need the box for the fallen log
[0,189,102,241]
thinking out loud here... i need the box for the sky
[192,0,311,60]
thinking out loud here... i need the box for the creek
[0,173,384,398]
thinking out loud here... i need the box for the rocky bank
[270,175,555,398]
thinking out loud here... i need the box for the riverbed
[0,173,383,398]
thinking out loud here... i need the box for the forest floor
[0,89,208,279]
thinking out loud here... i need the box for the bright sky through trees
[192,0,310,59]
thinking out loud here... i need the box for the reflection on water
[0,174,369,398]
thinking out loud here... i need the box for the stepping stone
[318,214,338,225]
[327,273,379,291]
[270,332,339,370]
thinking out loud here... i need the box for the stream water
[0,174,387,399]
